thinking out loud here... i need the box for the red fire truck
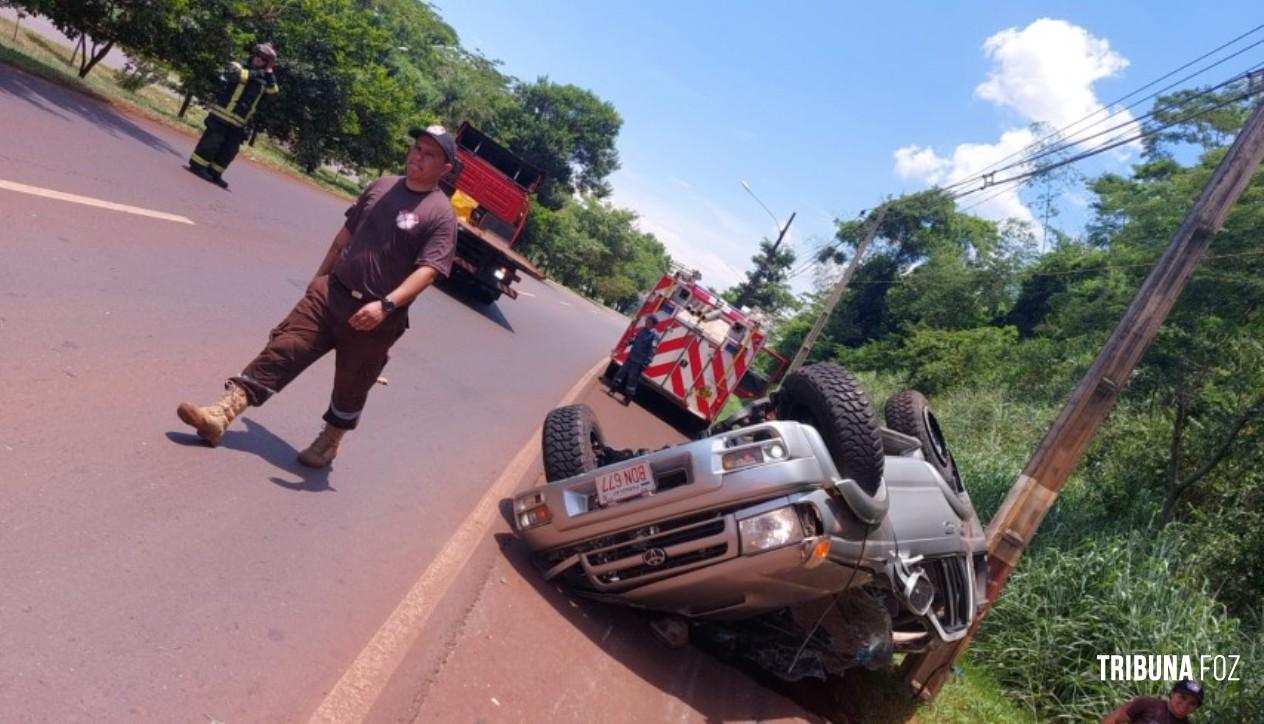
[606,268,788,425]
[440,123,545,304]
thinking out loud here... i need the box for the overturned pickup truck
[513,363,987,675]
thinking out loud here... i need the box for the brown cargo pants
[230,275,406,430]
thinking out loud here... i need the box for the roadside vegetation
[0,0,669,311]
[3,3,1261,722]
[788,89,1264,720]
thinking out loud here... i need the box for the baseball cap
[1172,679,1205,705]
[409,125,457,165]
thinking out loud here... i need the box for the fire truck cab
[606,268,788,425]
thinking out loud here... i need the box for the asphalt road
[0,62,631,722]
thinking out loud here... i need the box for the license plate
[595,461,655,507]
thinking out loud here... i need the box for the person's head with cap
[644,315,657,328]
[404,125,456,191]
[1168,679,1204,718]
[251,42,277,69]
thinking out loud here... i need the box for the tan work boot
[297,425,346,468]
[176,383,249,447]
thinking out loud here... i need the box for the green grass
[921,660,1038,723]
[0,17,360,199]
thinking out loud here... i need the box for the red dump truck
[439,123,546,304]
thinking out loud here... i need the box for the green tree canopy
[493,77,622,207]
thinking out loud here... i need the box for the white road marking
[309,357,609,724]
[517,290,535,298]
[0,178,195,225]
[559,300,572,307]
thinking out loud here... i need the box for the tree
[245,0,410,173]
[23,0,186,78]
[493,77,622,208]
[1024,121,1086,251]
[165,0,252,117]
[519,195,669,309]
[723,238,798,317]
[2,1,29,43]
[1055,87,1264,526]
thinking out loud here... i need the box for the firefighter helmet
[252,42,277,62]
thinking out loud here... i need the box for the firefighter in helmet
[187,42,279,188]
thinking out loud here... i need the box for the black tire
[884,389,962,492]
[542,404,605,482]
[775,363,884,495]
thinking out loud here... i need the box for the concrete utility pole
[786,204,887,375]
[902,95,1264,699]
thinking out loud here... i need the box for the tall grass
[853,372,1262,722]
[973,530,1262,722]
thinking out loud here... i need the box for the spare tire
[776,363,884,495]
[884,390,962,493]
[542,404,605,482]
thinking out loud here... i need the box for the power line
[794,77,1258,278]
[940,24,1264,194]
[950,60,1261,196]
[813,248,1264,288]
[791,39,1264,282]
[951,84,1259,202]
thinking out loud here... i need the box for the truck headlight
[739,507,804,553]
[720,440,789,472]
[493,267,508,281]
[514,491,552,531]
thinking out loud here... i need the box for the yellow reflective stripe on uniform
[209,163,226,173]
[264,84,279,95]
[245,89,265,122]
[225,67,250,115]
[190,153,211,167]
[209,106,245,127]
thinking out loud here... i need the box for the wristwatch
[380,296,397,315]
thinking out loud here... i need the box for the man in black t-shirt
[177,126,458,468]
[1101,679,1205,723]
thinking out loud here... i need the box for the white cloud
[977,18,1129,130]
[611,169,751,290]
[893,18,1134,225]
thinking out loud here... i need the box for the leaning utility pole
[903,95,1264,699]
[786,205,887,375]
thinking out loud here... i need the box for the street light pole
[736,181,796,309]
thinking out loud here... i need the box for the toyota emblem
[642,547,668,567]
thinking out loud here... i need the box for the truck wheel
[776,363,884,495]
[884,390,962,492]
[542,404,605,482]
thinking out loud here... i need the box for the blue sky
[438,2,1259,291]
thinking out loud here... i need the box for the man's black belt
[329,274,373,301]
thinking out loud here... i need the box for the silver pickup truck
[513,363,987,667]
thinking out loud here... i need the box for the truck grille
[561,511,737,591]
[927,557,972,634]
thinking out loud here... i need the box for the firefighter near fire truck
[605,269,788,426]
[608,315,661,405]
[175,126,458,468]
[187,42,279,189]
